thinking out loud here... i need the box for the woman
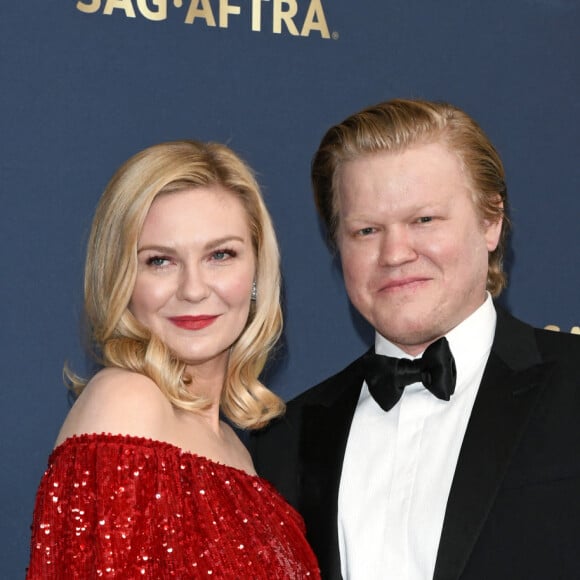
[27,140,320,578]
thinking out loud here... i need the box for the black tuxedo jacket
[251,309,580,579]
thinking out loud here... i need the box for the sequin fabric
[27,433,320,579]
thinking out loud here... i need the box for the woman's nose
[176,264,211,302]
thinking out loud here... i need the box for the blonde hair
[312,98,510,296]
[71,140,284,429]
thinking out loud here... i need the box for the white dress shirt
[338,295,497,579]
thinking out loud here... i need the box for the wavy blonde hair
[71,140,284,429]
[311,98,510,296]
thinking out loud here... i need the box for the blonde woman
[27,141,320,579]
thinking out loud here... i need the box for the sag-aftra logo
[76,0,335,39]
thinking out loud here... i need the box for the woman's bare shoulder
[55,368,172,447]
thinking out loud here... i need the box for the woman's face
[130,186,256,376]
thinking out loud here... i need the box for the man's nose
[378,226,418,267]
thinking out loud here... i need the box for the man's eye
[417,216,433,224]
[357,227,375,236]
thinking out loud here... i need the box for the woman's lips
[169,315,219,330]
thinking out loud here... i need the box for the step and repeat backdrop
[1,1,578,575]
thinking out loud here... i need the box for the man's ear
[483,198,504,252]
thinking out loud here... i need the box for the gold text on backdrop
[76,0,333,39]
[545,324,580,335]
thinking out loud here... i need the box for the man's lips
[378,277,430,291]
[169,315,219,330]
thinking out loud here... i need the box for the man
[252,99,580,579]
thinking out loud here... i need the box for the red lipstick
[169,315,218,330]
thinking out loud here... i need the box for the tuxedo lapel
[433,309,557,580]
[298,357,366,580]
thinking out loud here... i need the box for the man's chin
[376,319,443,353]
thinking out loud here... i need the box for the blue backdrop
[1,1,578,576]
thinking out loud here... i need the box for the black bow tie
[364,337,457,412]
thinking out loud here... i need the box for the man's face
[336,142,502,356]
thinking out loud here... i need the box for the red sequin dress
[27,433,320,579]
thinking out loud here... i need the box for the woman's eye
[212,248,236,261]
[146,256,170,267]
